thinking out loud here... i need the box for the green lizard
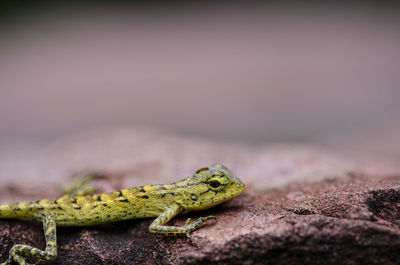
[0,164,246,265]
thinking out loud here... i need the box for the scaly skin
[0,164,246,265]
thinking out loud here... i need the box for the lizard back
[0,185,176,226]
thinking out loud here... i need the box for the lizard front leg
[149,204,215,237]
[1,215,57,265]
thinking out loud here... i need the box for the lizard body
[0,164,246,265]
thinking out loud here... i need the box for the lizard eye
[209,180,221,189]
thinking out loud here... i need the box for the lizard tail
[0,202,33,219]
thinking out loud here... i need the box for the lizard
[0,164,246,265]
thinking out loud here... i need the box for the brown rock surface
[0,128,399,264]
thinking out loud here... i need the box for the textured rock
[0,128,399,264]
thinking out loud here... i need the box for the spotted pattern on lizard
[0,164,246,265]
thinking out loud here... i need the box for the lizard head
[177,164,246,211]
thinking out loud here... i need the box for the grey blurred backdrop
[0,2,399,155]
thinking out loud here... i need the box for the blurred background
[0,1,399,159]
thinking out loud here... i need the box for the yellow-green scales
[0,164,246,265]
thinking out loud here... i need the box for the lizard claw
[204,215,216,221]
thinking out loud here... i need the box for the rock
[0,128,399,264]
